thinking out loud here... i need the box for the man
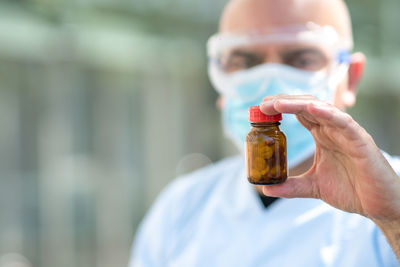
[130,0,400,266]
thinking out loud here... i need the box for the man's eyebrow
[280,48,326,58]
[228,49,263,58]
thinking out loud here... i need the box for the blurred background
[0,0,400,266]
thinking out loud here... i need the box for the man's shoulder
[145,155,243,228]
[177,155,243,184]
[161,155,243,202]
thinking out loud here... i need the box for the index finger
[260,94,316,116]
[260,97,363,141]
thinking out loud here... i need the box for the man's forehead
[219,0,351,42]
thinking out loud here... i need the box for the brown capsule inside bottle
[245,121,287,185]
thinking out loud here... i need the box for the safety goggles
[207,22,352,75]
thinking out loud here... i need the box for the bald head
[220,0,353,47]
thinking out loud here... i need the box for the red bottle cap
[249,106,282,122]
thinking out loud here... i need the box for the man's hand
[260,94,400,219]
[260,94,400,260]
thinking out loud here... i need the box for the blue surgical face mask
[214,63,348,168]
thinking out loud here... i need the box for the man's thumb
[262,175,318,199]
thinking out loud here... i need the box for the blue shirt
[130,153,400,267]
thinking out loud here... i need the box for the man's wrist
[372,217,400,262]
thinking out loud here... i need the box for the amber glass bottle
[245,106,287,185]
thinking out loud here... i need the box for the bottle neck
[250,121,281,127]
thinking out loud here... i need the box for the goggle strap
[338,50,351,64]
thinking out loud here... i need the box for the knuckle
[343,112,354,125]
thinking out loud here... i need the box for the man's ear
[348,52,366,90]
[342,52,366,107]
